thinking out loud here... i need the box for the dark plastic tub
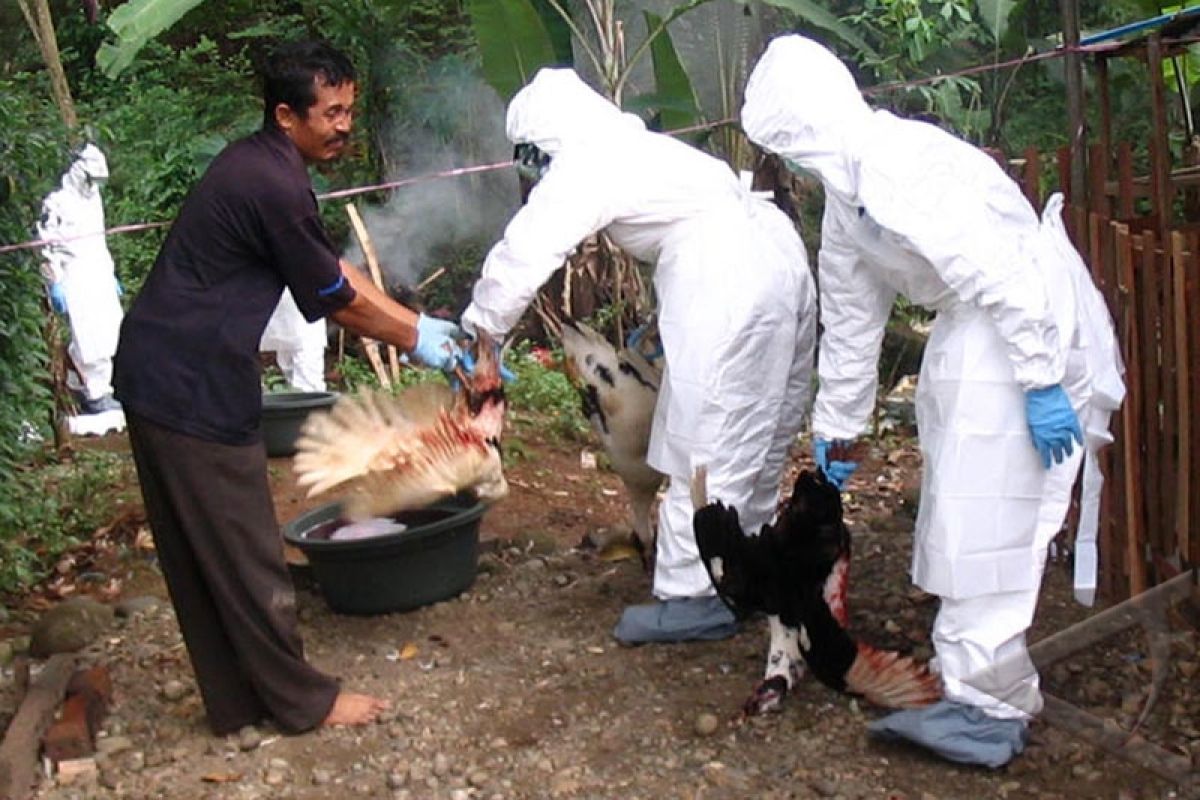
[281,493,484,615]
[261,391,338,457]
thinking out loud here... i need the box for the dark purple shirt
[114,126,356,445]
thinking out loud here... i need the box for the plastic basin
[280,494,484,615]
[261,391,338,457]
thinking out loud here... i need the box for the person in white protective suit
[38,143,125,418]
[461,68,818,643]
[741,35,1125,767]
[260,288,328,391]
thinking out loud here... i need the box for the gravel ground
[5,431,1198,799]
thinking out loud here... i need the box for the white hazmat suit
[463,69,817,638]
[38,144,126,428]
[260,288,328,392]
[742,36,1124,764]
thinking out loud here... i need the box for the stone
[693,712,719,737]
[29,598,114,657]
[114,596,162,618]
[160,680,188,701]
[238,725,263,751]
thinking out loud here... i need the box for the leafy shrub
[0,450,135,594]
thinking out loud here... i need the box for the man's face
[276,77,356,163]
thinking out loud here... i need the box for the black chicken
[692,466,941,714]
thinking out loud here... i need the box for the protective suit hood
[741,35,872,202]
[64,143,109,198]
[506,68,645,156]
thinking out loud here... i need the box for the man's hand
[1024,384,1083,468]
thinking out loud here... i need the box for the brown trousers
[125,412,338,735]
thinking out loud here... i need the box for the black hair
[262,40,356,129]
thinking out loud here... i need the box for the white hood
[63,143,109,198]
[506,68,645,155]
[741,35,872,202]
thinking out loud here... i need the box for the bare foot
[321,691,390,727]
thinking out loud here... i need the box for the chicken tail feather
[845,642,942,709]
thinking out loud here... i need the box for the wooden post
[1116,142,1136,220]
[1022,147,1041,211]
[1060,0,1087,205]
[1147,33,1173,240]
[1137,231,1162,570]
[345,204,397,389]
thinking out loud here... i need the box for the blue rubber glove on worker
[48,283,68,315]
[459,347,516,383]
[814,437,859,490]
[412,313,467,372]
[1024,384,1083,468]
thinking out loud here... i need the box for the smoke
[342,52,519,296]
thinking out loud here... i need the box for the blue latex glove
[459,348,516,384]
[1025,384,1083,468]
[412,313,466,372]
[48,283,68,315]
[814,437,859,490]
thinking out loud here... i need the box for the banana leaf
[467,0,559,103]
[640,10,704,135]
[746,0,878,60]
[531,0,575,65]
[95,0,206,78]
[975,0,1016,42]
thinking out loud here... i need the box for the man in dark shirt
[114,40,460,734]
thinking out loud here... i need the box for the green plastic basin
[281,493,484,615]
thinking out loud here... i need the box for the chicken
[559,319,664,568]
[692,466,941,715]
[293,334,507,519]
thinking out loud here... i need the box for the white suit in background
[259,288,328,392]
[463,68,817,642]
[38,144,125,414]
[742,35,1124,767]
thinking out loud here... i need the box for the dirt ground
[4,421,1199,800]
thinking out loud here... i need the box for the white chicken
[293,336,508,519]
[559,319,664,569]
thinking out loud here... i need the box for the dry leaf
[201,772,243,783]
[399,642,419,660]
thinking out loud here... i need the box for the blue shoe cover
[613,596,737,644]
[867,700,1028,768]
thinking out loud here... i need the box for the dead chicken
[293,334,507,519]
[559,319,664,569]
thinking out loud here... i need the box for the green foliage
[0,75,67,542]
[0,450,135,594]
[504,342,588,439]
[96,0,208,78]
[635,10,704,134]
[466,0,559,102]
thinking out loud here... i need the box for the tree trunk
[17,0,79,131]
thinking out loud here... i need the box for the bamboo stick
[346,203,400,385]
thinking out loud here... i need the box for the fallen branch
[0,653,79,800]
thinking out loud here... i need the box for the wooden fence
[991,144,1200,601]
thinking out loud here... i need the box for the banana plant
[94,0,207,78]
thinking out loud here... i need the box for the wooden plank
[1172,232,1191,569]
[1088,142,1110,217]
[1021,147,1041,211]
[1160,231,1179,571]
[1097,57,1112,165]
[1190,234,1200,568]
[1115,224,1146,596]
[1117,142,1135,219]
[0,653,78,800]
[1137,232,1163,568]
[1057,146,1073,207]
